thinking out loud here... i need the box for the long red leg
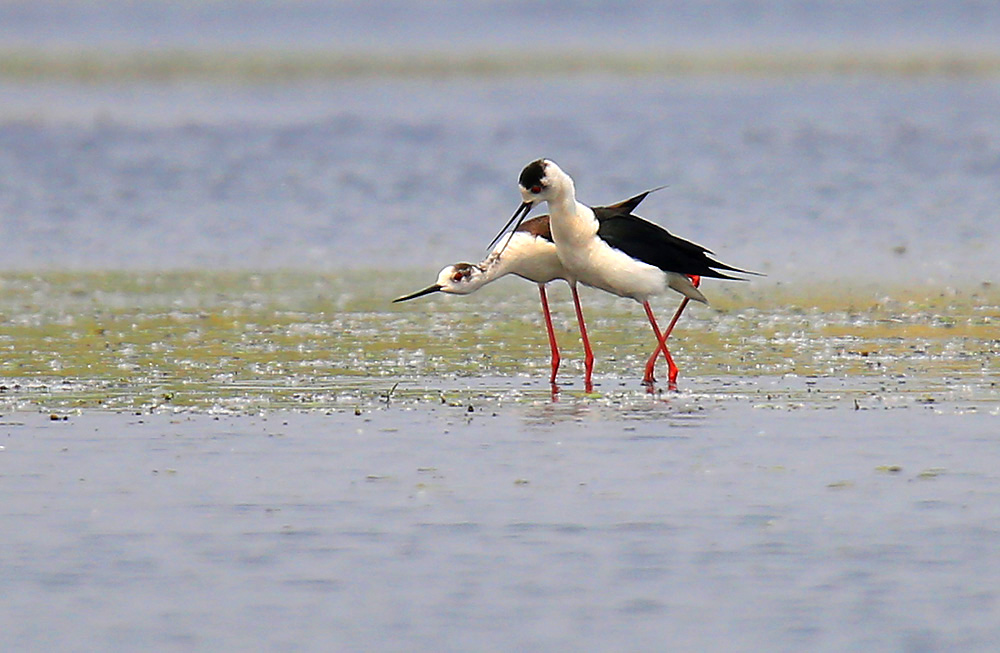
[538,284,560,387]
[643,275,701,386]
[663,275,700,343]
[643,302,678,387]
[570,284,595,393]
[642,298,689,382]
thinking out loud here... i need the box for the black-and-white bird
[491,158,759,389]
[395,191,692,391]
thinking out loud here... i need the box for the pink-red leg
[643,275,702,387]
[663,276,700,345]
[642,301,678,388]
[642,297,688,383]
[570,284,595,393]
[538,284,560,388]
[643,297,690,383]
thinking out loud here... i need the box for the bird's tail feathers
[668,273,709,304]
[706,257,764,277]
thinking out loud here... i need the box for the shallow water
[2,402,999,651]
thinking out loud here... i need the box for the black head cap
[519,159,547,191]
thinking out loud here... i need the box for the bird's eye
[452,271,464,282]
[530,185,542,194]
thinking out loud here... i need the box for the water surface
[2,401,999,651]
[2,77,999,285]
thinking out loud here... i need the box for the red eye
[530,185,542,194]
[452,272,464,282]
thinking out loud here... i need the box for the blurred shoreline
[4,48,1000,82]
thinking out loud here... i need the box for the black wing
[597,212,758,280]
[592,187,662,218]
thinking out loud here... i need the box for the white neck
[477,239,521,284]
[547,198,598,247]
[548,192,579,221]
[544,166,598,244]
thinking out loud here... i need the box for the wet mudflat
[1,272,999,650]
[1,271,997,412]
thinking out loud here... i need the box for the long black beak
[486,201,532,251]
[392,284,443,303]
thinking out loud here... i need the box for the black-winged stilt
[394,191,692,391]
[493,158,759,390]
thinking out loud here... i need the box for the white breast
[548,202,666,302]
[563,237,666,301]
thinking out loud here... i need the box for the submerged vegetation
[0,271,997,412]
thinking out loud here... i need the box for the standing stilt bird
[490,158,760,390]
[394,191,694,391]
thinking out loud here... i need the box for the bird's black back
[513,187,755,281]
[595,207,756,280]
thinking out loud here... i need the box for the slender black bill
[392,284,443,303]
[486,201,532,251]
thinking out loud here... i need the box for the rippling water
[3,402,1000,651]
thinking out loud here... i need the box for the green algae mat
[1,271,997,413]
